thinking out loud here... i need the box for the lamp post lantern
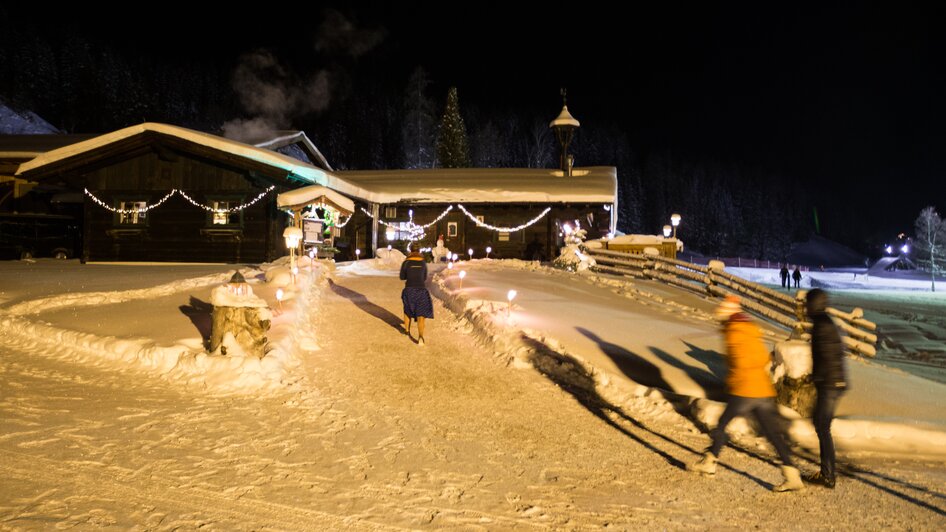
[663,225,672,238]
[670,213,682,239]
[549,89,581,177]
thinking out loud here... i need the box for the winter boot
[687,452,717,475]
[773,465,805,492]
[803,471,836,489]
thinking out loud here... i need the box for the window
[498,232,510,242]
[385,221,415,241]
[384,206,397,218]
[476,215,485,225]
[118,201,147,225]
[447,221,458,238]
[205,198,243,227]
[210,200,241,226]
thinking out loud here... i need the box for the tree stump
[772,340,817,417]
[209,284,271,358]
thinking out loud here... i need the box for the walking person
[780,264,790,289]
[399,250,434,345]
[804,289,848,488]
[688,295,804,492]
[792,266,802,288]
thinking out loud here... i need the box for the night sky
[4,2,945,244]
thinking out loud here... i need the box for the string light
[84,186,276,214]
[84,188,176,213]
[457,204,551,233]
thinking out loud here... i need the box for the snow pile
[209,284,268,308]
[336,249,406,276]
[773,340,812,380]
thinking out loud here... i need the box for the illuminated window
[384,206,397,218]
[447,221,458,237]
[118,201,147,225]
[498,232,510,242]
[211,201,241,225]
[206,198,243,227]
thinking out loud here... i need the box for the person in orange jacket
[688,295,804,492]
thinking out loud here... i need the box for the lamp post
[507,289,517,318]
[486,246,492,258]
[355,248,361,261]
[468,248,474,260]
[283,226,303,272]
[663,225,672,238]
[671,213,682,239]
[549,89,581,176]
[459,270,466,289]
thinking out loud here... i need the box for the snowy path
[1,262,945,528]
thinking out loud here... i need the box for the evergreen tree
[915,206,946,292]
[401,66,436,168]
[436,87,471,168]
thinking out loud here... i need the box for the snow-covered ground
[1,259,944,528]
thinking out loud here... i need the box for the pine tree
[401,66,436,169]
[436,87,471,168]
[915,206,946,292]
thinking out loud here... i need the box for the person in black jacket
[792,267,802,288]
[780,265,790,288]
[805,288,848,488]
[399,251,434,345]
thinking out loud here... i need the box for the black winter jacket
[807,297,848,389]
[400,257,428,287]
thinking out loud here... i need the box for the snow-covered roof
[549,105,580,128]
[252,131,333,171]
[0,100,60,134]
[13,123,374,194]
[333,167,617,204]
[277,185,356,214]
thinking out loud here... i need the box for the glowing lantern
[227,271,248,297]
[507,289,517,317]
[459,269,466,289]
[486,246,492,258]
[663,225,672,238]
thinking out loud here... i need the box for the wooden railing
[583,246,878,357]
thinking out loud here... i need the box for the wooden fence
[584,246,877,357]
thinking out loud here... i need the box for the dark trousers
[814,388,844,480]
[780,276,787,288]
[709,395,794,466]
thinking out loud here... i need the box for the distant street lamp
[671,213,682,239]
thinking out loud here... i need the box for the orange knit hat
[714,294,742,321]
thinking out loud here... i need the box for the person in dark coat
[399,251,434,345]
[780,265,790,288]
[792,266,802,288]
[805,288,848,488]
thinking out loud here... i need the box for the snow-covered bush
[554,225,596,273]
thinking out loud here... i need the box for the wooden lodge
[5,121,618,263]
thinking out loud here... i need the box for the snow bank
[335,250,406,277]
[0,261,328,394]
[430,261,946,459]
[429,263,695,426]
[6,271,238,316]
